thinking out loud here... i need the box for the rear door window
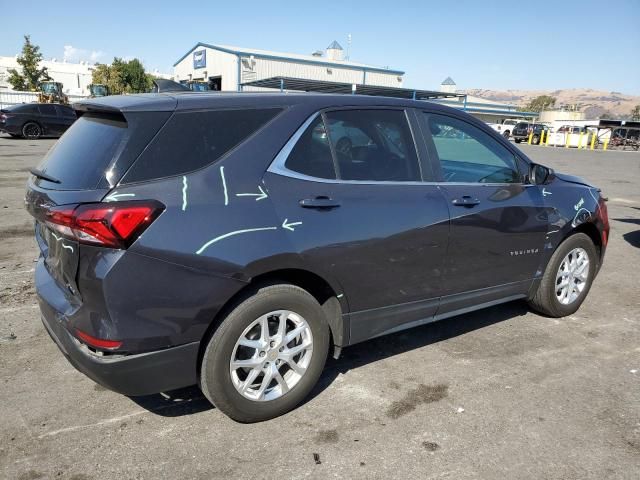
[38,104,57,116]
[123,108,281,183]
[56,105,76,118]
[324,109,420,182]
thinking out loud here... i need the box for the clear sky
[2,0,639,94]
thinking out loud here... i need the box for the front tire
[528,233,598,317]
[200,283,330,422]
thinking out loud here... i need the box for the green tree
[91,57,153,94]
[631,105,640,121]
[521,95,557,113]
[7,35,51,91]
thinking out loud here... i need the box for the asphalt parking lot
[1,134,638,479]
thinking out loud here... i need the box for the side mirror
[529,163,551,185]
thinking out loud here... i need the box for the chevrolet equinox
[25,93,609,422]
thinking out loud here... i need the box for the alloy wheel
[229,310,313,402]
[555,247,590,305]
[22,123,41,139]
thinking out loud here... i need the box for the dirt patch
[422,441,440,452]
[0,278,36,305]
[386,383,448,419]
[0,225,34,241]
[315,429,339,444]
[18,471,44,480]
[0,177,28,187]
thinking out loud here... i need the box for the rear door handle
[451,195,481,207]
[299,196,341,209]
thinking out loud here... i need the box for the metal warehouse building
[173,41,405,91]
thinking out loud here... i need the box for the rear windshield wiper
[30,168,61,184]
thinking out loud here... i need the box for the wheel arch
[564,221,602,260]
[197,268,346,378]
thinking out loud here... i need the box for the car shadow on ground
[613,217,640,248]
[129,301,529,418]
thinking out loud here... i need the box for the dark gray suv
[25,93,609,422]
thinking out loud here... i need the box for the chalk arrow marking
[282,218,302,231]
[105,192,135,202]
[235,186,268,201]
[196,227,277,255]
[542,188,552,197]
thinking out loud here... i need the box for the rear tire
[200,283,330,423]
[22,122,42,139]
[503,130,510,139]
[528,233,598,317]
[515,138,522,143]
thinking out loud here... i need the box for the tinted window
[325,109,420,181]
[9,104,39,114]
[37,114,128,189]
[124,108,280,182]
[284,116,336,179]
[38,104,57,116]
[426,113,521,184]
[56,105,76,118]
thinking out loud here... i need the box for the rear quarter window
[10,104,39,114]
[122,108,281,183]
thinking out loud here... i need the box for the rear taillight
[75,329,122,350]
[44,200,164,249]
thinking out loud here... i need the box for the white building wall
[364,71,403,88]
[0,56,94,95]
[174,46,403,91]
[1,56,173,95]
[174,48,238,91]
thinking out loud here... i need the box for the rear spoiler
[72,94,178,115]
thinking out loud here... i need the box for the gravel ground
[0,134,638,480]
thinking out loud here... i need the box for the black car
[0,103,76,139]
[512,122,549,144]
[25,93,609,422]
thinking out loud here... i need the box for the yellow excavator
[88,84,110,98]
[37,82,69,104]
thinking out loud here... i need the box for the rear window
[36,111,170,190]
[37,114,127,189]
[7,104,39,114]
[122,108,281,183]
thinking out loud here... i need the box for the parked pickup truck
[488,119,519,139]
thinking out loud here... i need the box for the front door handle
[451,195,481,207]
[299,196,341,209]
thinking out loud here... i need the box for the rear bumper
[39,299,200,396]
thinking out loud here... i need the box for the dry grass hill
[463,88,640,119]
